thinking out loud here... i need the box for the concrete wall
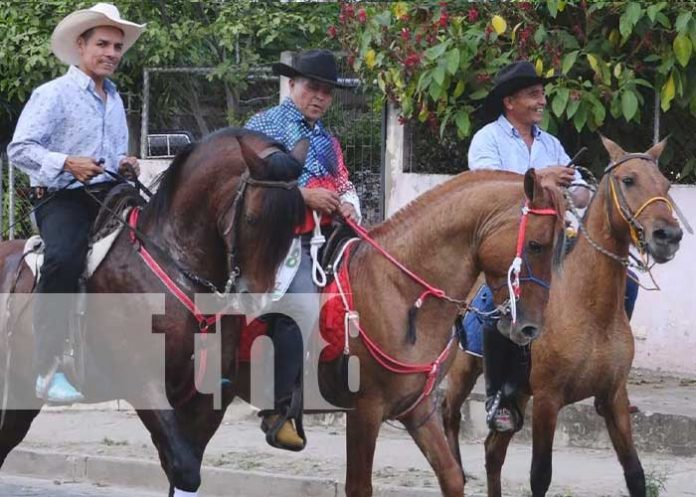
[383,105,696,376]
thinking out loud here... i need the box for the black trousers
[33,187,106,376]
[482,323,530,403]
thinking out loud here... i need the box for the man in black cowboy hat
[245,49,361,450]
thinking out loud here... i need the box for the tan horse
[441,137,683,497]
[235,169,566,496]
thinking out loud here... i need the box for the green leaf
[424,41,450,62]
[621,90,638,121]
[453,80,465,98]
[552,88,569,117]
[646,4,660,23]
[661,72,676,111]
[455,111,471,139]
[619,2,642,38]
[680,158,696,179]
[446,48,460,75]
[433,65,446,86]
[566,97,581,118]
[429,82,443,101]
[572,102,588,132]
[469,88,488,100]
[561,51,578,75]
[592,100,606,124]
[534,25,547,45]
[655,12,671,29]
[676,11,692,34]
[547,0,559,18]
[673,35,692,67]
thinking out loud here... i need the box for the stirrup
[261,414,305,452]
[486,391,522,433]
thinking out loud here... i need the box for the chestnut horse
[234,168,566,496]
[0,128,306,495]
[441,137,683,497]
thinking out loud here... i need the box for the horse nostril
[653,226,683,244]
[520,325,539,339]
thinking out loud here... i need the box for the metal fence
[1,150,36,241]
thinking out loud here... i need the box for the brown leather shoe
[262,414,304,450]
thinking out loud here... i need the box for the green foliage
[0,0,340,132]
[333,0,696,182]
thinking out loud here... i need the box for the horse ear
[523,168,542,203]
[239,136,266,178]
[290,138,309,165]
[599,134,626,162]
[646,137,668,161]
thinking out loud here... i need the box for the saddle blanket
[238,244,353,364]
[456,284,495,357]
[23,207,133,280]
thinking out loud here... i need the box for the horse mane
[140,128,295,224]
[369,170,524,239]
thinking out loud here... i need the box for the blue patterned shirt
[8,65,128,189]
[468,115,571,173]
[245,97,356,197]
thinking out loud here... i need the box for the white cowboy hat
[51,3,146,66]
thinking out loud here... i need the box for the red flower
[415,33,423,44]
[404,52,421,68]
[347,54,356,67]
[438,13,449,28]
[343,3,354,18]
[357,8,367,24]
[338,13,346,24]
[400,13,411,22]
[327,25,337,39]
[401,27,410,41]
[519,2,533,11]
[467,8,479,23]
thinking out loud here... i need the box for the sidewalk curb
[4,449,465,497]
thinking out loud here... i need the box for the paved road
[0,475,160,497]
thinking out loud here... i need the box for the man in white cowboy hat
[245,49,361,451]
[8,3,145,404]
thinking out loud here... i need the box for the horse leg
[344,401,384,497]
[136,408,203,496]
[484,395,528,497]
[0,409,41,467]
[596,386,645,497]
[441,352,483,466]
[529,395,561,497]
[403,399,464,496]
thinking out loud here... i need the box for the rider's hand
[118,156,140,180]
[339,202,358,222]
[300,187,340,215]
[537,166,575,189]
[63,156,104,183]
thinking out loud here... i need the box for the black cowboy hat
[482,61,556,121]
[272,49,351,89]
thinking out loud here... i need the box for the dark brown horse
[0,128,306,495]
[233,169,566,496]
[441,137,683,497]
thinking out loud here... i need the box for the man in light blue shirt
[8,3,144,403]
[466,61,588,433]
[463,61,636,432]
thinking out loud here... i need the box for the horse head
[480,169,566,346]
[227,133,306,293]
[599,136,682,263]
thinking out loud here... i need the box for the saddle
[22,184,146,392]
[320,221,358,281]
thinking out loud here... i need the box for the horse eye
[245,214,258,226]
[622,176,635,186]
[527,240,543,254]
